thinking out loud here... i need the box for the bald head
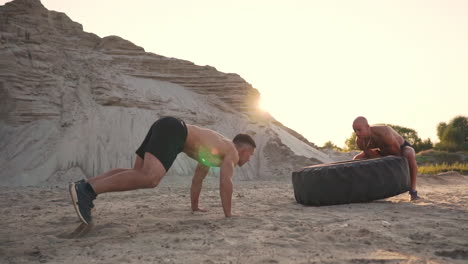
[353,116,370,138]
[353,116,369,127]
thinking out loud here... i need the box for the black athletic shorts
[135,116,188,171]
[400,140,412,151]
[377,140,413,156]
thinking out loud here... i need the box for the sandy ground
[1,173,467,264]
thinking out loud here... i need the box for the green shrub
[416,149,466,165]
[435,115,468,152]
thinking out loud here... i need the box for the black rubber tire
[292,156,410,206]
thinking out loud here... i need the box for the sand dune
[1,173,467,264]
[0,0,338,187]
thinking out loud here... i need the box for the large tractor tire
[292,156,410,206]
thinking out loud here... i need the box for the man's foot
[409,190,421,201]
[69,181,97,225]
[73,179,97,213]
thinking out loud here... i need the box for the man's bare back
[183,125,239,168]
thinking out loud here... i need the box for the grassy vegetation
[418,162,468,175]
[416,149,468,175]
[416,149,467,164]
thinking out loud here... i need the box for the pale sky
[3,0,467,147]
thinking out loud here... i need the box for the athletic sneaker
[409,190,421,201]
[69,181,97,225]
[74,179,98,212]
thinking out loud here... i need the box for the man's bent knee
[140,152,167,188]
[142,171,162,188]
[148,181,159,188]
[402,147,416,159]
[133,155,144,170]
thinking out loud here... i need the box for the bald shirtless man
[352,116,421,201]
[69,116,256,225]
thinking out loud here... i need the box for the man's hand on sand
[192,207,209,213]
[225,213,240,218]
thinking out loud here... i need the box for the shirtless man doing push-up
[352,116,421,201]
[69,116,256,225]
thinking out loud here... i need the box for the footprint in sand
[434,249,468,260]
[57,222,95,239]
[258,258,279,264]
[408,232,436,241]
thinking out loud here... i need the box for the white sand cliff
[0,0,339,187]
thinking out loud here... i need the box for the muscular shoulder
[223,141,239,163]
[370,125,388,134]
[371,126,394,138]
[374,126,402,146]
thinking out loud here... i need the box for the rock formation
[0,0,335,186]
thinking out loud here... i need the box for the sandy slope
[0,74,336,187]
[1,173,467,264]
[1,0,336,187]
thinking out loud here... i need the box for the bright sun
[257,96,270,112]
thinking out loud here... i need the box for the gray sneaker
[74,180,97,211]
[409,190,421,201]
[69,181,97,225]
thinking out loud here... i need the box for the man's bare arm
[191,163,210,212]
[356,137,380,158]
[219,157,235,217]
